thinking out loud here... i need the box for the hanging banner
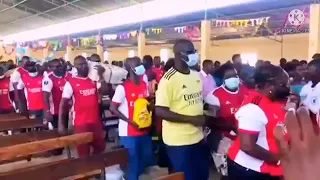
[211,5,309,40]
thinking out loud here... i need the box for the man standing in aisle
[155,39,208,180]
[43,59,71,129]
[59,56,106,157]
[152,56,164,83]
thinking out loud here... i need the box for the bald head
[173,39,195,55]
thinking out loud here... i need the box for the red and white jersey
[301,81,320,115]
[10,67,29,84]
[62,77,101,126]
[42,73,72,115]
[17,75,44,111]
[152,67,164,83]
[205,86,246,139]
[228,91,286,174]
[112,79,149,137]
[0,78,14,110]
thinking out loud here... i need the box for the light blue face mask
[183,53,199,67]
[290,84,304,96]
[224,77,240,90]
[29,72,38,77]
[133,65,146,76]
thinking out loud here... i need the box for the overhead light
[2,0,256,42]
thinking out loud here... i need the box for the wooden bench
[0,113,27,121]
[0,119,45,132]
[0,132,93,161]
[156,173,185,180]
[0,148,128,180]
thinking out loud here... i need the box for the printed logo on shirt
[79,88,96,96]
[183,91,202,106]
[182,85,187,89]
[197,80,200,83]
[0,89,8,95]
[226,101,231,105]
[28,88,41,93]
[76,84,80,87]
[273,114,278,119]
[311,97,318,105]
[131,93,136,97]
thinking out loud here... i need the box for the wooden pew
[0,148,128,180]
[0,130,73,164]
[0,119,45,132]
[0,132,93,161]
[156,173,185,180]
[0,113,27,121]
[0,130,72,148]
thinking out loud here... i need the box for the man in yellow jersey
[155,39,208,180]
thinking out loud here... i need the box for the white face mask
[182,53,199,67]
[29,72,38,77]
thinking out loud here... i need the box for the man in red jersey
[205,63,246,179]
[152,56,164,83]
[59,55,107,157]
[17,62,44,119]
[0,67,14,113]
[110,56,154,180]
[43,59,71,129]
[11,56,31,111]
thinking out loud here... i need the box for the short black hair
[254,64,284,88]
[300,60,307,65]
[214,61,221,66]
[215,62,235,78]
[308,59,320,70]
[232,54,240,61]
[49,58,60,67]
[202,59,213,67]
[90,53,101,60]
[312,53,320,60]
[173,39,192,54]
[280,58,287,63]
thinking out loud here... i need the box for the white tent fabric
[88,62,128,84]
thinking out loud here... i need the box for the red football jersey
[18,75,44,111]
[210,86,246,139]
[152,67,164,83]
[62,77,100,126]
[112,79,149,136]
[43,74,71,115]
[0,78,13,110]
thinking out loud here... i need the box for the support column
[97,44,104,61]
[200,20,211,62]
[309,4,320,60]
[138,31,146,58]
[66,46,74,64]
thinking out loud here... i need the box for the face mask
[183,53,199,67]
[29,72,38,77]
[290,85,304,96]
[132,65,146,76]
[273,85,290,100]
[224,77,240,90]
[90,61,100,67]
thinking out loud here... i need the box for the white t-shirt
[301,81,320,114]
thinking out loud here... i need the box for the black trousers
[51,114,69,156]
[227,158,281,180]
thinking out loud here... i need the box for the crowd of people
[1,39,320,180]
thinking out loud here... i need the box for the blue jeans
[166,141,209,180]
[120,135,155,180]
